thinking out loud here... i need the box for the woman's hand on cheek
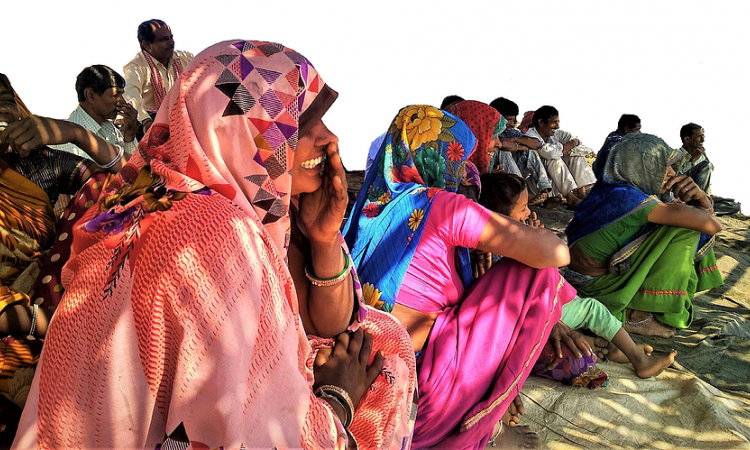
[299,141,348,244]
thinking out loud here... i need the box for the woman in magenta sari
[344,105,575,449]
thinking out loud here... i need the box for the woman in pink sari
[344,105,575,449]
[13,40,415,449]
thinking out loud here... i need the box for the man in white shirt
[524,105,596,208]
[124,19,194,133]
[673,123,712,194]
[50,65,138,160]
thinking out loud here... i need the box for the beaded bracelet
[314,385,354,428]
[305,250,352,287]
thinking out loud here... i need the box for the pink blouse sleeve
[432,191,491,249]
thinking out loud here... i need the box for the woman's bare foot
[487,422,541,449]
[631,349,677,378]
[624,310,675,338]
[606,342,653,364]
[582,335,609,360]
[502,395,525,427]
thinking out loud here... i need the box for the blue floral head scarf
[343,105,477,312]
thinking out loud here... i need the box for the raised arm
[499,137,537,152]
[295,142,354,338]
[648,203,721,235]
[0,115,126,173]
[476,212,570,268]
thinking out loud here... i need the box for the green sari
[576,223,722,329]
[567,133,723,329]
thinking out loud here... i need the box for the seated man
[673,122,712,193]
[490,97,553,203]
[592,114,641,179]
[50,65,139,160]
[124,19,193,134]
[524,106,596,207]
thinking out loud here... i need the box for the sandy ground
[346,170,750,449]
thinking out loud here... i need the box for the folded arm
[476,212,570,268]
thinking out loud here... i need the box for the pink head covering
[110,39,337,255]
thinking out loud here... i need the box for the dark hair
[617,114,640,132]
[532,105,558,128]
[489,97,519,117]
[138,19,168,49]
[0,73,12,94]
[680,122,702,141]
[75,65,125,102]
[440,95,464,110]
[478,172,527,216]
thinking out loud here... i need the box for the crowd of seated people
[0,18,723,450]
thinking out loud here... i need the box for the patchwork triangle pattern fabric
[257,68,282,86]
[285,71,300,93]
[259,90,284,118]
[215,54,236,67]
[232,40,256,53]
[232,84,256,114]
[286,51,307,66]
[217,68,239,85]
[262,123,286,150]
[240,56,254,80]
[205,42,331,245]
[257,43,285,57]
[264,152,286,180]
[216,83,240,98]
[245,174,268,187]
[252,187,276,203]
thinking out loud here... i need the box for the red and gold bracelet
[305,250,353,287]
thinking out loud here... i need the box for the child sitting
[478,172,677,379]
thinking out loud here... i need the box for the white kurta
[525,128,597,196]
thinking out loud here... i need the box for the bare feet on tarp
[632,349,677,378]
[624,310,676,338]
[583,335,610,360]
[503,395,525,427]
[487,421,541,449]
[605,342,652,363]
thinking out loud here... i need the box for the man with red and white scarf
[123,19,193,135]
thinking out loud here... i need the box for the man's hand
[117,101,139,143]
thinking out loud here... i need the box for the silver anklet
[488,421,504,447]
[626,312,653,328]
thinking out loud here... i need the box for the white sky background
[4,0,749,212]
